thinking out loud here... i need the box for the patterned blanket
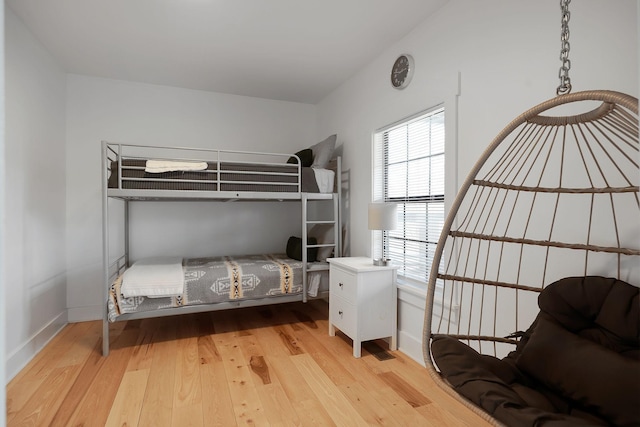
[108,254,303,322]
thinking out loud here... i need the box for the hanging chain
[556,0,572,95]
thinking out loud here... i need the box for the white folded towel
[121,257,185,298]
[145,159,208,173]
[311,168,335,193]
[307,271,321,297]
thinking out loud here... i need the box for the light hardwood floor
[7,300,490,426]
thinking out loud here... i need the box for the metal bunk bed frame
[101,141,342,356]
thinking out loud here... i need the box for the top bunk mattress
[104,142,338,196]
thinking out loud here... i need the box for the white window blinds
[373,107,445,286]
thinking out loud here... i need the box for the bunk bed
[101,139,343,355]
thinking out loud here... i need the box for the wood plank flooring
[7,300,491,426]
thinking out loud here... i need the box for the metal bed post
[301,193,308,302]
[124,200,130,268]
[333,194,340,258]
[101,141,110,356]
[336,156,342,256]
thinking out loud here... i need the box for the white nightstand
[327,256,398,358]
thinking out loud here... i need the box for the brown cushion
[538,276,640,357]
[287,148,313,167]
[516,314,640,427]
[429,336,603,427]
[285,236,317,262]
[432,335,522,386]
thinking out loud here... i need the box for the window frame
[373,105,446,290]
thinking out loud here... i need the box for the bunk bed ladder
[301,191,341,303]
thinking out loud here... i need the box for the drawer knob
[339,282,343,288]
[338,310,343,317]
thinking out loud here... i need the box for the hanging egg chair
[422,2,639,426]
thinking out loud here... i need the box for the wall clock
[390,54,414,89]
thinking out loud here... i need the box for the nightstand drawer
[329,267,357,303]
[330,296,356,337]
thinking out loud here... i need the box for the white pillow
[310,134,337,169]
[309,223,335,261]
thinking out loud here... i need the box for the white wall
[4,7,68,379]
[316,0,639,364]
[1,0,7,419]
[65,75,319,321]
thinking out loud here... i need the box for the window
[373,107,445,287]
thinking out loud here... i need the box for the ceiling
[7,0,449,104]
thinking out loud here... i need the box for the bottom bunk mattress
[108,254,325,322]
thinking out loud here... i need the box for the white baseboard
[396,282,427,366]
[67,305,103,322]
[398,329,426,367]
[6,310,68,382]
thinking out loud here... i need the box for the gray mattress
[108,254,307,322]
[107,159,321,193]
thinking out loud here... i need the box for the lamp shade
[368,202,398,231]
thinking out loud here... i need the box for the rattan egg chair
[422,89,639,426]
